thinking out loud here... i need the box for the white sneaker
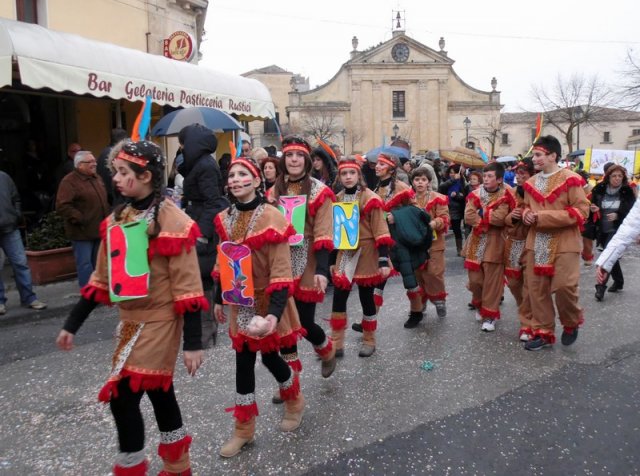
[0,303,5,315]
[519,332,532,342]
[481,319,496,332]
[475,311,482,322]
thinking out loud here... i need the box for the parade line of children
[56,134,588,474]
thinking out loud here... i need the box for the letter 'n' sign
[218,241,255,307]
[107,221,150,302]
[277,195,307,246]
[333,202,360,250]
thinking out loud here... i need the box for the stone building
[500,108,640,157]
[245,18,501,155]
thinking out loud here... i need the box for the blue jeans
[72,239,100,288]
[0,229,37,305]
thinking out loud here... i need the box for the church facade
[246,25,501,156]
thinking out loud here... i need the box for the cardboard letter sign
[333,202,360,249]
[218,241,255,306]
[107,220,150,302]
[277,195,307,246]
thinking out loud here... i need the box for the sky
[201,0,640,112]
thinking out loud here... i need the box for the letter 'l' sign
[107,220,150,302]
[333,202,360,249]
[277,195,307,246]
[218,241,255,306]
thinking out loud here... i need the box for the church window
[393,91,405,118]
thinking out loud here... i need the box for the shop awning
[0,18,275,120]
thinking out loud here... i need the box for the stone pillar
[425,80,439,149]
[361,80,373,152]
[438,79,449,149]
[372,80,382,148]
[351,80,362,152]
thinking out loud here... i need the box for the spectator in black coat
[438,164,467,255]
[178,124,229,347]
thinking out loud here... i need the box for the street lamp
[463,117,471,148]
[574,105,584,150]
[341,128,347,155]
[392,123,399,141]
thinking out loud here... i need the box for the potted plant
[25,211,77,285]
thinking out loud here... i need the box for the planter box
[26,247,77,285]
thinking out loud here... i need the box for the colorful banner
[333,202,360,250]
[583,148,640,176]
[218,241,254,307]
[107,220,150,302]
[277,195,307,246]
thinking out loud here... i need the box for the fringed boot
[220,396,258,458]
[112,452,148,476]
[157,429,192,475]
[272,351,302,404]
[330,312,347,357]
[314,336,337,378]
[279,373,304,432]
[359,315,377,357]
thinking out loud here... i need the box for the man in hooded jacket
[178,124,229,347]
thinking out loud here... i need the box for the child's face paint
[228,163,259,202]
[112,158,153,200]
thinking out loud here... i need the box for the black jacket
[586,182,635,245]
[178,124,228,241]
[438,178,466,220]
[0,171,21,235]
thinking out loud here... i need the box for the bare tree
[349,125,365,154]
[480,116,503,158]
[620,49,640,110]
[300,107,340,142]
[531,74,616,153]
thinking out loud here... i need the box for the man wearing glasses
[56,151,110,288]
[520,135,590,351]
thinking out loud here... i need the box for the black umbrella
[151,107,244,136]
[568,149,586,158]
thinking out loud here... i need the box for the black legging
[236,343,291,395]
[280,300,328,356]
[332,285,376,316]
[451,218,464,241]
[109,379,183,453]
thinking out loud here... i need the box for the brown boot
[359,330,376,357]
[455,237,463,257]
[330,312,347,358]
[220,417,255,458]
[280,393,305,432]
[158,432,192,474]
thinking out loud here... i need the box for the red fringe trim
[519,328,532,337]
[313,239,335,251]
[464,260,481,272]
[294,287,324,303]
[98,370,173,402]
[287,359,303,373]
[533,264,555,276]
[330,316,347,331]
[81,283,112,305]
[362,319,377,331]
[353,274,386,287]
[425,291,448,302]
[158,435,192,462]
[231,332,281,354]
[384,188,415,212]
[244,224,296,251]
[214,214,230,242]
[225,402,259,423]
[315,338,333,358]
[331,273,353,290]
[426,195,449,210]
[373,294,383,307]
[480,307,500,319]
[533,330,556,344]
[523,175,585,205]
[265,280,295,296]
[375,236,395,248]
[504,268,522,279]
[279,328,307,348]
[581,252,594,261]
[565,206,586,232]
[362,197,385,217]
[279,374,301,401]
[467,193,482,208]
[174,296,210,316]
[471,299,482,308]
[406,289,423,300]
[307,186,336,218]
[113,460,149,476]
[149,222,200,259]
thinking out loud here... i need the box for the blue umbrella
[151,107,244,136]
[364,145,410,161]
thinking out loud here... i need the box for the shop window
[16,0,38,24]
[392,91,405,118]
[264,113,280,134]
[603,131,611,143]
[501,133,509,145]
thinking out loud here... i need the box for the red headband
[338,162,361,172]
[533,145,552,155]
[116,150,148,167]
[282,144,310,155]
[377,155,396,168]
[230,157,261,178]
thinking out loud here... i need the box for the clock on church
[391,42,410,63]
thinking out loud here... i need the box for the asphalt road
[1,241,639,475]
